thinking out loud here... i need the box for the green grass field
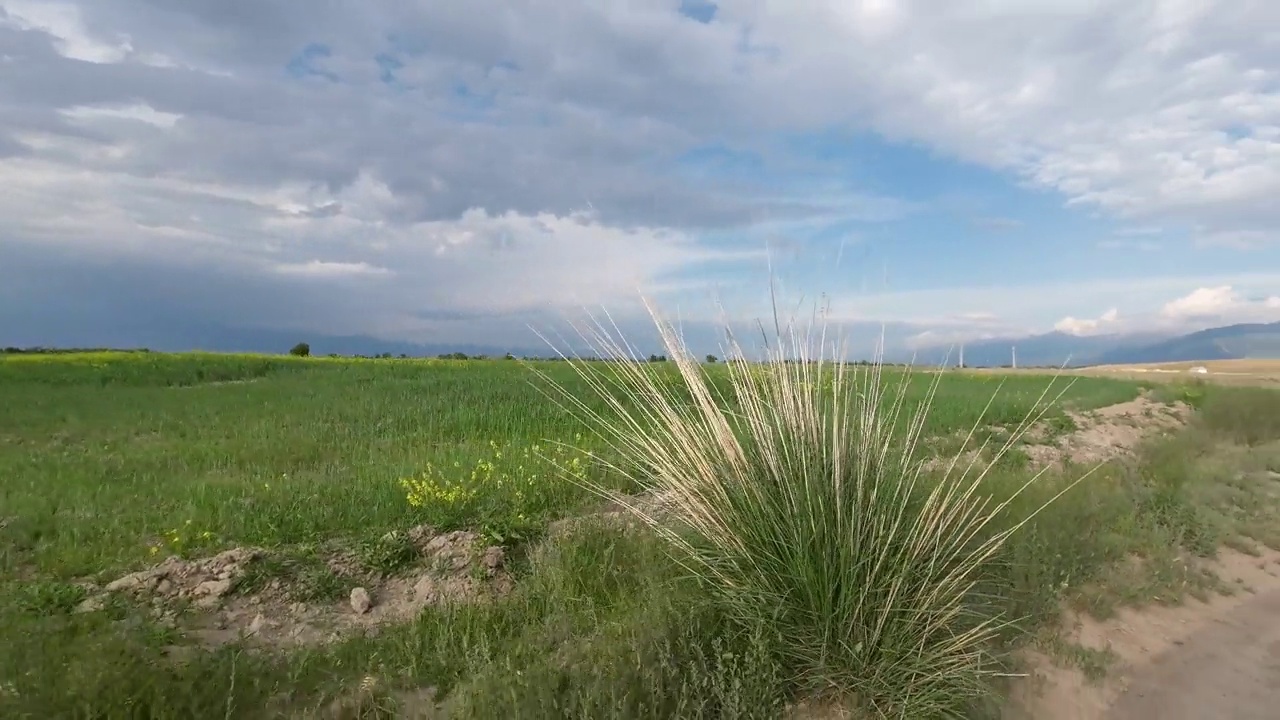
[3,351,1279,718]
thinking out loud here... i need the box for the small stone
[248,613,268,635]
[412,576,438,603]
[194,579,232,598]
[350,587,373,615]
[481,546,504,571]
[155,579,174,595]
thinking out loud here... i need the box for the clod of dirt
[89,527,512,653]
[1021,396,1190,469]
[248,613,269,635]
[349,587,372,615]
[100,547,263,609]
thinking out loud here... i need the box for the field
[3,351,1280,718]
[970,358,1280,388]
[1077,358,1280,387]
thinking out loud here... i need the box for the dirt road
[1009,549,1280,720]
[1104,583,1280,719]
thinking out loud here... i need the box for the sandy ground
[1007,548,1280,720]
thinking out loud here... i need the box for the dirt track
[1008,549,1280,720]
[1104,583,1280,719]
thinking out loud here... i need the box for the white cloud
[0,150,763,334]
[0,0,132,63]
[1193,229,1280,249]
[722,0,1280,245]
[1161,286,1238,320]
[1054,307,1121,336]
[60,102,182,129]
[1160,285,1280,325]
[807,273,1280,349]
[903,328,1003,351]
[273,260,391,278]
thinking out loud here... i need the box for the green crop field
[2,351,1279,718]
[0,352,1138,576]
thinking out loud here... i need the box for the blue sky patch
[679,0,718,23]
[286,43,339,82]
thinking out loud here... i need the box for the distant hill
[914,330,1173,368]
[14,318,1280,367]
[1,321,552,360]
[184,326,545,359]
[1091,321,1280,365]
[914,320,1280,368]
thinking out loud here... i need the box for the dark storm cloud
[0,240,331,338]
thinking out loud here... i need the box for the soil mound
[78,527,513,651]
[1022,396,1190,468]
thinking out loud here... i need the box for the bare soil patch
[920,395,1189,474]
[1021,396,1190,469]
[1005,547,1280,720]
[75,527,512,652]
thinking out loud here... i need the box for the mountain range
[1,321,549,360]
[7,319,1280,367]
[916,321,1280,368]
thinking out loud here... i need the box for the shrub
[289,342,311,357]
[538,301,1077,717]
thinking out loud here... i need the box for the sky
[1,0,1279,356]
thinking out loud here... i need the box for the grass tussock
[537,301,1084,717]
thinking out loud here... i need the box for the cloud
[833,272,1280,349]
[1,0,134,63]
[1193,229,1280,250]
[1160,286,1280,325]
[1054,308,1121,336]
[272,260,391,278]
[1,0,1278,352]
